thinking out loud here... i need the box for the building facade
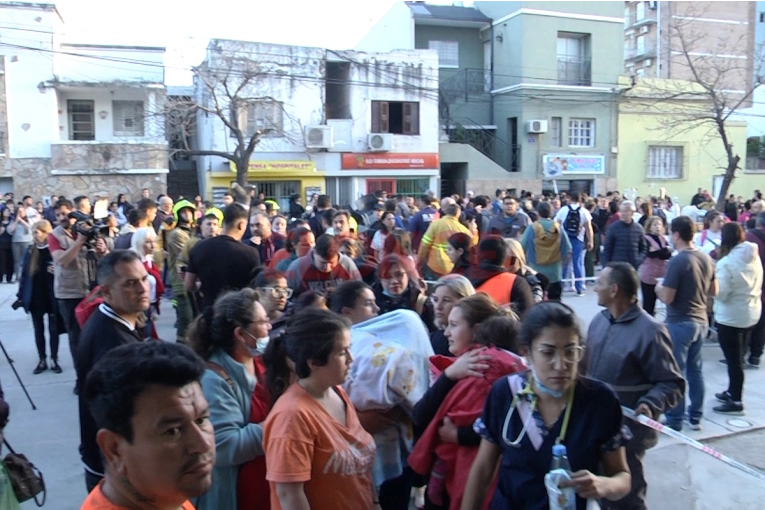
[359,1,626,197]
[194,39,439,209]
[0,2,168,200]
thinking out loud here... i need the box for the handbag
[2,439,45,507]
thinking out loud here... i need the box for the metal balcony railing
[439,68,492,103]
[625,10,657,29]
[446,119,521,173]
[624,41,657,61]
[557,57,592,86]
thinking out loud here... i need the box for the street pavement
[0,280,762,508]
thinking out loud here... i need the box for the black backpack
[563,205,581,237]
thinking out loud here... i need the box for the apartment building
[624,1,756,93]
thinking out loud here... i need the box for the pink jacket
[639,234,669,285]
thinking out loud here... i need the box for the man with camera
[48,199,109,393]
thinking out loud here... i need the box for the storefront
[541,153,607,196]
[205,160,325,210]
[337,153,440,202]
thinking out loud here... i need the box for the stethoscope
[501,373,575,448]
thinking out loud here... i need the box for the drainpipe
[489,24,495,126]
[656,1,661,78]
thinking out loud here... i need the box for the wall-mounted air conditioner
[368,133,393,152]
[526,120,548,134]
[305,125,333,149]
[640,26,649,34]
[644,59,653,67]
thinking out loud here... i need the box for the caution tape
[622,406,765,484]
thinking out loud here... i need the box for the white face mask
[244,331,270,356]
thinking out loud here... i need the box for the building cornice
[483,8,625,31]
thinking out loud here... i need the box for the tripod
[0,337,36,410]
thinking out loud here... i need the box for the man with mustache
[81,341,216,509]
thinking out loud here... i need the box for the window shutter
[379,101,389,133]
[371,101,380,133]
[403,102,419,135]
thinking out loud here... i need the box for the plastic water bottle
[545,444,576,510]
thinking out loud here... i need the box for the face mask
[246,336,270,356]
[530,365,565,398]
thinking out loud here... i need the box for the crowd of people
[0,183,763,510]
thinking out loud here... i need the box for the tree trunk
[236,159,248,188]
[715,157,739,211]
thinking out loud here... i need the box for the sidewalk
[0,282,762,508]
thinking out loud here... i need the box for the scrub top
[475,373,630,510]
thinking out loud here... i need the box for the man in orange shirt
[81,341,216,510]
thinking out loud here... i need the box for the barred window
[568,118,595,147]
[647,146,683,179]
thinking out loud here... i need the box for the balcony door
[557,33,591,86]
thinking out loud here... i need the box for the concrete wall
[355,1,414,52]
[55,45,165,84]
[415,25,492,126]
[0,6,58,159]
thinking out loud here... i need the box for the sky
[49,0,406,85]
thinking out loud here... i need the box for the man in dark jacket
[602,200,647,269]
[408,195,438,253]
[76,250,148,492]
[745,211,765,367]
[586,263,684,510]
[487,196,529,240]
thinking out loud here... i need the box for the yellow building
[618,78,762,204]
[204,160,325,211]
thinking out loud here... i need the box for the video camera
[68,198,110,248]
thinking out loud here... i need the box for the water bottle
[545,444,576,510]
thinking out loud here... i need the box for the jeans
[58,298,83,373]
[0,247,12,282]
[665,321,707,426]
[31,310,59,360]
[748,306,765,360]
[641,282,657,316]
[717,323,752,402]
[562,237,585,293]
[11,242,30,282]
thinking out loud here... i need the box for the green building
[357,1,626,197]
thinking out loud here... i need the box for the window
[636,1,645,21]
[568,118,595,147]
[760,12,765,23]
[636,68,646,78]
[366,179,395,195]
[550,117,562,147]
[557,33,591,86]
[636,35,646,55]
[395,178,429,196]
[235,100,284,137]
[371,101,420,135]
[112,100,144,137]
[647,146,683,179]
[428,40,459,68]
[68,100,95,141]
[624,6,630,27]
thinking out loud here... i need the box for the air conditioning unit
[367,133,393,152]
[526,120,548,134]
[640,26,649,34]
[644,59,653,67]
[305,125,333,149]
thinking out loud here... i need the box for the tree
[636,6,765,209]
[164,52,296,189]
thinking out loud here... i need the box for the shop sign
[341,153,439,170]
[229,160,316,172]
[541,154,605,175]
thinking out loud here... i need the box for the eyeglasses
[261,287,293,299]
[534,346,585,366]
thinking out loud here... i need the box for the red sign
[341,153,439,170]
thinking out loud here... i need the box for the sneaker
[715,390,732,403]
[576,291,584,297]
[666,422,682,432]
[51,359,62,374]
[713,401,744,415]
[687,418,702,431]
[747,357,760,369]
[33,359,47,375]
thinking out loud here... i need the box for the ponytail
[187,307,215,360]
[263,330,291,405]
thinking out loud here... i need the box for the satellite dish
[543,160,563,179]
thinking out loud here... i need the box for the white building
[0,1,168,200]
[195,39,440,208]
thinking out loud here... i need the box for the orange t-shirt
[264,384,376,510]
[81,481,196,509]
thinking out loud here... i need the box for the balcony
[51,141,168,174]
[557,57,592,87]
[624,41,657,62]
[625,10,657,29]
[440,68,492,103]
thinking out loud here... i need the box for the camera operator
[48,199,109,394]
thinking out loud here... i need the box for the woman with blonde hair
[429,274,475,356]
[16,220,61,374]
[130,227,164,339]
[505,238,547,303]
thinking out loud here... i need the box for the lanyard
[502,373,575,447]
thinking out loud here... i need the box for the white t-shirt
[554,204,592,242]
[371,230,388,253]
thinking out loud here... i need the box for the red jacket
[237,356,271,510]
[408,346,526,510]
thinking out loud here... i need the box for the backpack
[533,221,562,265]
[563,205,581,237]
